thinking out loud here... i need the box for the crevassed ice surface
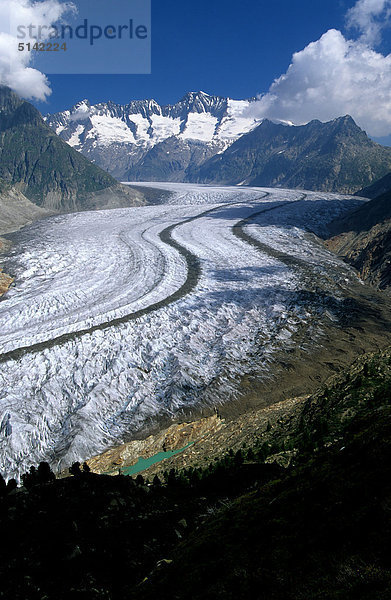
[0,184,364,479]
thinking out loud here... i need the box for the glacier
[0,184,364,479]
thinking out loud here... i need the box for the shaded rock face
[326,223,391,291]
[326,188,391,291]
[126,137,226,182]
[358,170,391,199]
[0,86,143,211]
[189,116,391,193]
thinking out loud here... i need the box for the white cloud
[246,28,391,137]
[346,0,391,45]
[69,102,91,121]
[0,0,75,101]
[244,0,391,138]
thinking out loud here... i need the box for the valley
[1,183,390,481]
[2,1,391,595]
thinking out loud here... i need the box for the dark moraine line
[230,194,359,303]
[0,194,271,364]
[231,195,387,319]
[232,195,309,270]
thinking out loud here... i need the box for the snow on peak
[217,99,262,140]
[44,93,263,176]
[69,101,91,122]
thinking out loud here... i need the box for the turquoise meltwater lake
[120,442,194,476]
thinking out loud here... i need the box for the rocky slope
[0,179,52,235]
[326,188,391,290]
[0,86,144,211]
[86,339,391,483]
[85,402,305,478]
[45,92,261,181]
[0,179,52,297]
[190,115,391,193]
[0,268,13,297]
[136,347,391,600]
[1,346,391,600]
[358,169,391,198]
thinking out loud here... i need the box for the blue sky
[8,0,387,144]
[33,0,359,113]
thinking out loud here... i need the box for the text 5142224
[18,42,67,51]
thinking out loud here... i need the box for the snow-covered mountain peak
[70,100,92,121]
[175,91,227,115]
[45,92,261,180]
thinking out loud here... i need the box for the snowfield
[0,184,364,479]
[47,95,261,150]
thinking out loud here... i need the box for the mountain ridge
[0,86,144,213]
[46,94,391,193]
[189,114,391,193]
[45,92,262,180]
